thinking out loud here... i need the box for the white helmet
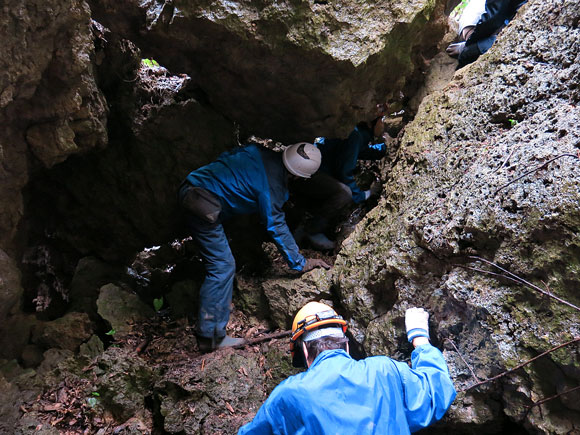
[282,142,321,178]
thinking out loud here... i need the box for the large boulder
[333,0,580,432]
[88,0,450,141]
[96,283,155,335]
[32,312,94,352]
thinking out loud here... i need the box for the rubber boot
[196,335,215,353]
[457,43,482,69]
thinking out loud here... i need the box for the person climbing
[446,0,527,69]
[178,143,331,352]
[238,301,457,434]
[290,105,388,251]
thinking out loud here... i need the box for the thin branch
[136,337,151,354]
[525,385,580,410]
[494,153,579,195]
[445,339,480,382]
[233,330,292,349]
[458,265,525,285]
[469,256,580,312]
[461,337,580,392]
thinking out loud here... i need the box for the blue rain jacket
[238,344,456,434]
[185,144,305,271]
[317,126,386,203]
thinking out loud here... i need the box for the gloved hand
[302,258,331,272]
[446,41,466,58]
[405,307,430,343]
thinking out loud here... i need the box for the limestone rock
[69,256,123,318]
[36,348,75,378]
[0,374,23,433]
[96,283,154,335]
[89,0,450,141]
[32,312,93,351]
[0,313,37,361]
[0,0,108,253]
[333,0,580,431]
[91,347,154,423]
[20,345,44,369]
[0,248,23,327]
[78,335,105,360]
[262,268,334,329]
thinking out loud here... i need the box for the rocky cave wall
[329,0,580,432]
[0,0,450,335]
[88,0,450,142]
[1,0,579,433]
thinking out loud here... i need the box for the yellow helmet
[290,301,348,367]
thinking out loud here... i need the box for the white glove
[405,307,430,343]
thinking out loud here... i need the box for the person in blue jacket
[179,143,330,352]
[238,301,457,434]
[291,107,388,250]
[446,0,527,69]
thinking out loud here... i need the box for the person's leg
[293,173,353,250]
[189,218,236,340]
[301,172,352,233]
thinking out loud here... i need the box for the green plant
[87,396,99,407]
[508,119,518,127]
[142,58,160,67]
[153,297,164,312]
[105,328,116,336]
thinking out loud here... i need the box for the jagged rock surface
[88,0,450,141]
[333,0,580,432]
[1,0,579,433]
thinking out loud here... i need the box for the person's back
[238,304,456,434]
[185,144,271,219]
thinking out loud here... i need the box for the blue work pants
[188,216,235,339]
[179,182,235,339]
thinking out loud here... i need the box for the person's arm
[259,189,306,271]
[396,308,457,432]
[395,343,457,432]
[238,400,275,435]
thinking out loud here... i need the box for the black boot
[457,43,482,69]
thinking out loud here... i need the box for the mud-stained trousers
[179,183,235,339]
